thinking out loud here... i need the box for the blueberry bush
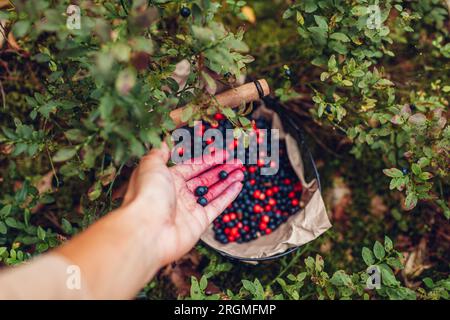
[0,0,448,300]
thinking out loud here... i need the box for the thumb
[140,142,170,169]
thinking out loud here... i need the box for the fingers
[204,181,243,224]
[173,149,229,180]
[186,161,243,192]
[203,169,244,202]
[139,142,170,170]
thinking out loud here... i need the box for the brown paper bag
[200,104,332,261]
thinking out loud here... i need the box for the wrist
[117,200,166,270]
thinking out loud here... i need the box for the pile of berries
[181,114,303,244]
[214,141,302,244]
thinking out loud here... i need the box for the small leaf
[404,192,418,210]
[383,168,403,178]
[37,226,46,241]
[373,241,385,260]
[330,32,350,42]
[411,163,421,175]
[0,221,7,234]
[362,247,375,266]
[53,147,77,162]
[384,236,393,252]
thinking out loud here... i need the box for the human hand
[122,144,244,266]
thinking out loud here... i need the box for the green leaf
[383,168,403,178]
[12,20,31,38]
[64,129,85,142]
[0,247,6,257]
[313,15,328,31]
[330,270,352,286]
[330,32,350,42]
[404,192,418,210]
[373,241,385,260]
[199,275,208,291]
[362,247,375,266]
[411,163,421,175]
[384,236,393,252]
[418,172,433,180]
[0,204,12,216]
[37,226,46,241]
[53,147,77,162]
[181,105,194,122]
[380,265,398,287]
[0,221,7,234]
[242,279,256,294]
[221,107,235,118]
[61,218,72,234]
[190,276,202,299]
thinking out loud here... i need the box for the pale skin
[0,144,244,299]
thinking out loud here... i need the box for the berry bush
[0,0,449,300]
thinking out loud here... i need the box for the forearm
[55,202,163,299]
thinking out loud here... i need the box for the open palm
[123,145,244,265]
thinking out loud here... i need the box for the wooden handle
[170,79,270,128]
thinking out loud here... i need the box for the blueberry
[219,170,229,180]
[195,186,208,196]
[325,105,332,114]
[285,68,292,77]
[402,168,408,175]
[52,176,64,188]
[197,196,208,207]
[180,7,191,18]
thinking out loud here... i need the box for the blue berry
[197,196,208,207]
[180,7,191,18]
[219,170,228,180]
[195,186,208,196]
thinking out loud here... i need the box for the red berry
[261,215,270,223]
[214,113,225,121]
[259,193,266,200]
[224,228,230,235]
[253,204,263,213]
[230,227,239,236]
[288,191,295,198]
[283,178,291,185]
[233,139,239,148]
[259,223,267,230]
[211,122,219,128]
[265,228,272,234]
[206,138,214,145]
[272,186,279,193]
[266,189,274,197]
[248,166,257,174]
[291,199,299,206]
[228,235,235,242]
[257,159,265,167]
[237,222,243,229]
[268,198,277,206]
[250,179,256,186]
[222,214,230,223]
[253,190,261,199]
[230,213,237,220]
[275,210,282,215]
[177,147,184,156]
[294,183,303,192]
[264,204,272,212]
[243,226,250,232]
